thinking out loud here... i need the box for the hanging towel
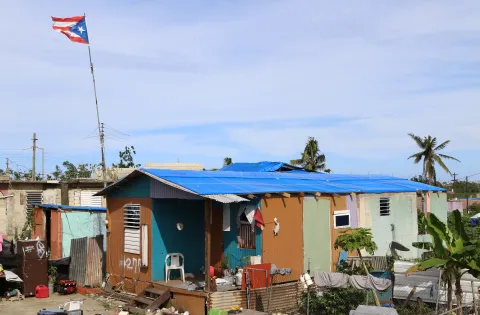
[349,274,392,291]
[253,208,265,230]
[313,271,349,288]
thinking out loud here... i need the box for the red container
[35,284,49,298]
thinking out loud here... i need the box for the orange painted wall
[106,197,153,294]
[32,207,45,239]
[261,196,303,282]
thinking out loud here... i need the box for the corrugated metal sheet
[219,162,302,172]
[70,237,88,286]
[204,195,248,203]
[70,236,104,287]
[209,282,301,312]
[150,176,247,203]
[85,235,103,287]
[394,261,480,304]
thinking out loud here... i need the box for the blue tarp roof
[32,203,106,212]
[97,168,446,196]
[220,161,302,172]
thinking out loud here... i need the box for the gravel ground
[0,293,125,315]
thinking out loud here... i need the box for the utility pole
[466,176,469,212]
[5,158,9,176]
[32,132,37,181]
[452,173,458,193]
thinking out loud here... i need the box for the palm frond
[290,158,304,166]
[408,133,425,149]
[433,154,452,176]
[438,154,460,162]
[408,152,424,164]
[435,140,450,151]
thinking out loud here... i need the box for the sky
[1,1,479,181]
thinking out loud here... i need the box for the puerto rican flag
[52,16,89,44]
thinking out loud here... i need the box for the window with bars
[124,204,141,254]
[380,197,391,216]
[237,211,256,249]
[26,191,43,214]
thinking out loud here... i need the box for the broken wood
[280,192,290,198]
[247,194,255,199]
[264,193,271,198]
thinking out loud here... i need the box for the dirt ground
[0,293,124,315]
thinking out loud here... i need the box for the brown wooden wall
[50,210,62,260]
[327,195,350,270]
[261,196,303,283]
[106,197,153,294]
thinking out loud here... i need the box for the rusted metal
[70,237,88,286]
[85,235,104,287]
[17,240,48,297]
[209,281,301,312]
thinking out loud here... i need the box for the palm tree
[223,157,232,166]
[407,210,480,312]
[408,134,459,185]
[290,137,329,172]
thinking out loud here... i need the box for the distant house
[96,164,445,314]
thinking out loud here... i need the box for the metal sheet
[204,194,248,203]
[209,282,301,312]
[69,237,88,286]
[85,235,103,287]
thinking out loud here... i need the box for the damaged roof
[95,167,445,197]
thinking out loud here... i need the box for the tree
[407,210,480,312]
[223,157,232,166]
[47,161,95,180]
[290,137,330,172]
[408,134,459,185]
[334,228,381,306]
[112,146,141,168]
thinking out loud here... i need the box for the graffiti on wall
[121,257,142,274]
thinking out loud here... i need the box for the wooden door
[210,207,224,277]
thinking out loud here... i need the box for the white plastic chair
[165,253,185,282]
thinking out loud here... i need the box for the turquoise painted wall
[110,175,150,198]
[223,200,262,269]
[367,193,418,259]
[303,198,331,272]
[61,211,106,258]
[151,199,205,281]
[430,192,448,223]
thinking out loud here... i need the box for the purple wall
[347,194,358,228]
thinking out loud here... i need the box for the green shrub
[300,288,366,315]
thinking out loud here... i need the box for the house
[0,179,106,238]
[96,166,445,314]
[31,203,106,260]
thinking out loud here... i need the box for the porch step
[134,296,154,306]
[124,285,171,314]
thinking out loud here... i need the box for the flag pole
[85,13,108,188]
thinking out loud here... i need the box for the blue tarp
[219,161,302,172]
[31,203,106,212]
[97,168,446,196]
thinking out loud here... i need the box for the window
[26,191,43,215]
[80,191,102,207]
[237,211,255,249]
[124,204,141,254]
[334,210,351,229]
[380,197,390,216]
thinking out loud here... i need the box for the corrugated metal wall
[150,178,202,200]
[61,211,106,258]
[106,197,152,294]
[70,237,88,286]
[261,196,303,282]
[209,282,301,312]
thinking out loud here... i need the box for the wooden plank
[280,192,290,198]
[247,194,255,199]
[204,199,212,292]
[264,193,271,198]
[298,192,305,197]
